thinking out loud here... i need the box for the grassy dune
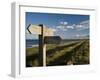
[26,39,89,67]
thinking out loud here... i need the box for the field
[26,39,89,67]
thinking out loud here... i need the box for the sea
[26,39,81,48]
[26,39,39,48]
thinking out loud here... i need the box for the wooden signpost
[27,24,62,66]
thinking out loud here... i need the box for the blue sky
[26,12,89,39]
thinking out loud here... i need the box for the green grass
[26,47,38,56]
[46,40,86,65]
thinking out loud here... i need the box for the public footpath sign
[27,24,62,66]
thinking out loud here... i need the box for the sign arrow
[27,24,41,34]
[27,24,54,36]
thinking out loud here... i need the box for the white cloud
[60,21,68,25]
[49,28,56,32]
[57,26,63,29]
[56,25,67,31]
[62,28,67,31]
[60,21,63,24]
[63,22,68,25]
[56,20,89,31]
[57,25,74,30]
[76,25,83,28]
[66,25,74,29]
[59,21,75,30]
[74,34,89,39]
[80,20,89,25]
[76,20,89,31]
[76,34,80,38]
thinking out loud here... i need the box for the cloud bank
[56,20,89,31]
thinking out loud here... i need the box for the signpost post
[27,24,62,66]
[38,24,45,66]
